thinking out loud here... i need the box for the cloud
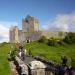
[0,21,18,43]
[44,12,75,32]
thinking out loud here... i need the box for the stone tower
[22,15,39,33]
[22,15,39,42]
[9,26,19,43]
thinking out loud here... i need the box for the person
[19,45,23,51]
[58,65,65,75]
[19,51,22,57]
[61,56,67,66]
[25,49,27,55]
[21,51,25,61]
[28,49,31,56]
[68,67,75,75]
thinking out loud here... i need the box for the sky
[0,0,75,42]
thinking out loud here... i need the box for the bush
[0,42,8,47]
[10,49,17,60]
[47,38,58,46]
[58,40,66,45]
[63,32,75,44]
[71,57,75,68]
[38,36,48,43]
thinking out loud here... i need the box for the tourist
[19,51,22,57]
[69,67,75,75]
[29,49,31,56]
[25,49,27,55]
[58,66,65,75]
[61,56,68,66]
[21,51,25,61]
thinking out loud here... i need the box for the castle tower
[22,15,39,33]
[9,26,19,43]
[22,15,39,42]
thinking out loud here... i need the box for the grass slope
[0,43,11,75]
[0,42,75,75]
[25,41,75,65]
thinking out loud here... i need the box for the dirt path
[9,61,19,75]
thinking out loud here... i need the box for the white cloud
[44,12,75,32]
[0,21,18,43]
[0,25,9,43]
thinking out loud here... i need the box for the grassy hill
[0,41,75,75]
[0,43,11,75]
[25,41,75,65]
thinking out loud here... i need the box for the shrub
[58,40,66,45]
[63,32,75,44]
[71,57,75,68]
[47,38,58,46]
[38,36,48,43]
[10,49,17,60]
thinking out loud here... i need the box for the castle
[9,15,65,43]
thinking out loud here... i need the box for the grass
[25,41,75,65]
[0,43,12,75]
[0,41,75,75]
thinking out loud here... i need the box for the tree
[63,32,75,44]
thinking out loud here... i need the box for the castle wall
[9,26,19,43]
[41,31,66,39]
[27,31,41,41]
[41,31,59,39]
[9,16,66,43]
[9,30,15,43]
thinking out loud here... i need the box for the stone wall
[41,31,66,39]
[9,26,19,43]
[22,15,39,33]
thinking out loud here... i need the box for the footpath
[9,61,19,75]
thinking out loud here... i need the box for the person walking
[58,66,65,75]
[61,56,68,66]
[28,49,31,56]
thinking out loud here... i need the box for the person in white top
[19,51,22,57]
[25,49,27,55]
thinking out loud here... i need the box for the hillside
[0,43,11,75]
[25,41,75,65]
[0,42,75,75]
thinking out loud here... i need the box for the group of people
[55,64,75,75]
[16,43,32,61]
[16,43,75,75]
[18,45,25,61]
[54,56,75,75]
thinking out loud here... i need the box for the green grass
[0,41,75,75]
[0,43,12,75]
[25,41,75,65]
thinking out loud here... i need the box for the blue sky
[0,0,75,42]
[0,0,75,27]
